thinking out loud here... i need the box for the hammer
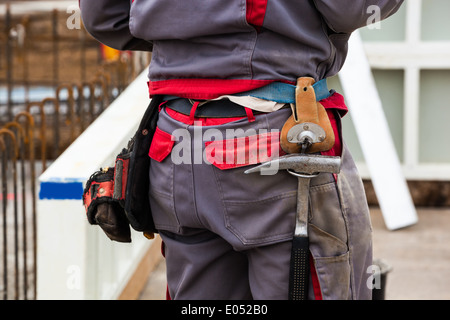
[245,153,341,300]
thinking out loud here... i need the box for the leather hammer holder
[280,77,335,154]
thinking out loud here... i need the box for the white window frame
[360,0,450,180]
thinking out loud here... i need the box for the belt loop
[189,101,200,125]
[245,107,256,122]
[158,101,168,112]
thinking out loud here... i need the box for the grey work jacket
[80,0,404,98]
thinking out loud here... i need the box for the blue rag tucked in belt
[163,79,332,118]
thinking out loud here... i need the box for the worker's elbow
[81,15,99,41]
[83,20,127,51]
[325,20,361,35]
[79,4,124,49]
[316,0,404,34]
[321,8,372,34]
[81,12,112,46]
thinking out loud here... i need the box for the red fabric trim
[320,93,345,182]
[166,285,171,300]
[310,254,323,300]
[166,107,247,126]
[158,100,167,112]
[204,131,285,170]
[246,0,268,30]
[320,92,348,117]
[93,181,113,199]
[148,127,175,162]
[149,78,286,100]
[160,242,171,300]
[320,91,347,159]
[244,107,256,122]
[189,101,200,125]
[83,180,114,210]
[320,109,341,158]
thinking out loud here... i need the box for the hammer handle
[288,236,310,300]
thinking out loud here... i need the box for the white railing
[37,70,160,299]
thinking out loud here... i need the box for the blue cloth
[163,79,331,104]
[238,78,331,103]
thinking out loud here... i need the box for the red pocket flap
[204,131,285,170]
[149,127,175,162]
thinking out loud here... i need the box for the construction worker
[80,0,404,300]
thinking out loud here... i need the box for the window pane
[359,3,406,42]
[421,0,450,41]
[329,70,404,163]
[419,70,450,163]
[372,69,404,163]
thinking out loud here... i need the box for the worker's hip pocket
[148,127,180,233]
[310,241,351,300]
[308,175,351,300]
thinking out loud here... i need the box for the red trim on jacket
[246,0,268,30]
[148,78,289,100]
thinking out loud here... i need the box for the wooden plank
[339,32,418,230]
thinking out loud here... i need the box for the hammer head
[244,153,341,176]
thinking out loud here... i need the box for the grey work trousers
[148,105,373,300]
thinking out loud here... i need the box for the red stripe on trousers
[310,253,323,300]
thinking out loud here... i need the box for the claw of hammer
[244,153,341,176]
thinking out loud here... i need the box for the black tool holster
[82,95,163,242]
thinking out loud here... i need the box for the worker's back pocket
[209,156,297,249]
[222,186,298,249]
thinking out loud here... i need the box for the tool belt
[82,152,131,242]
[82,95,163,242]
[166,97,264,118]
